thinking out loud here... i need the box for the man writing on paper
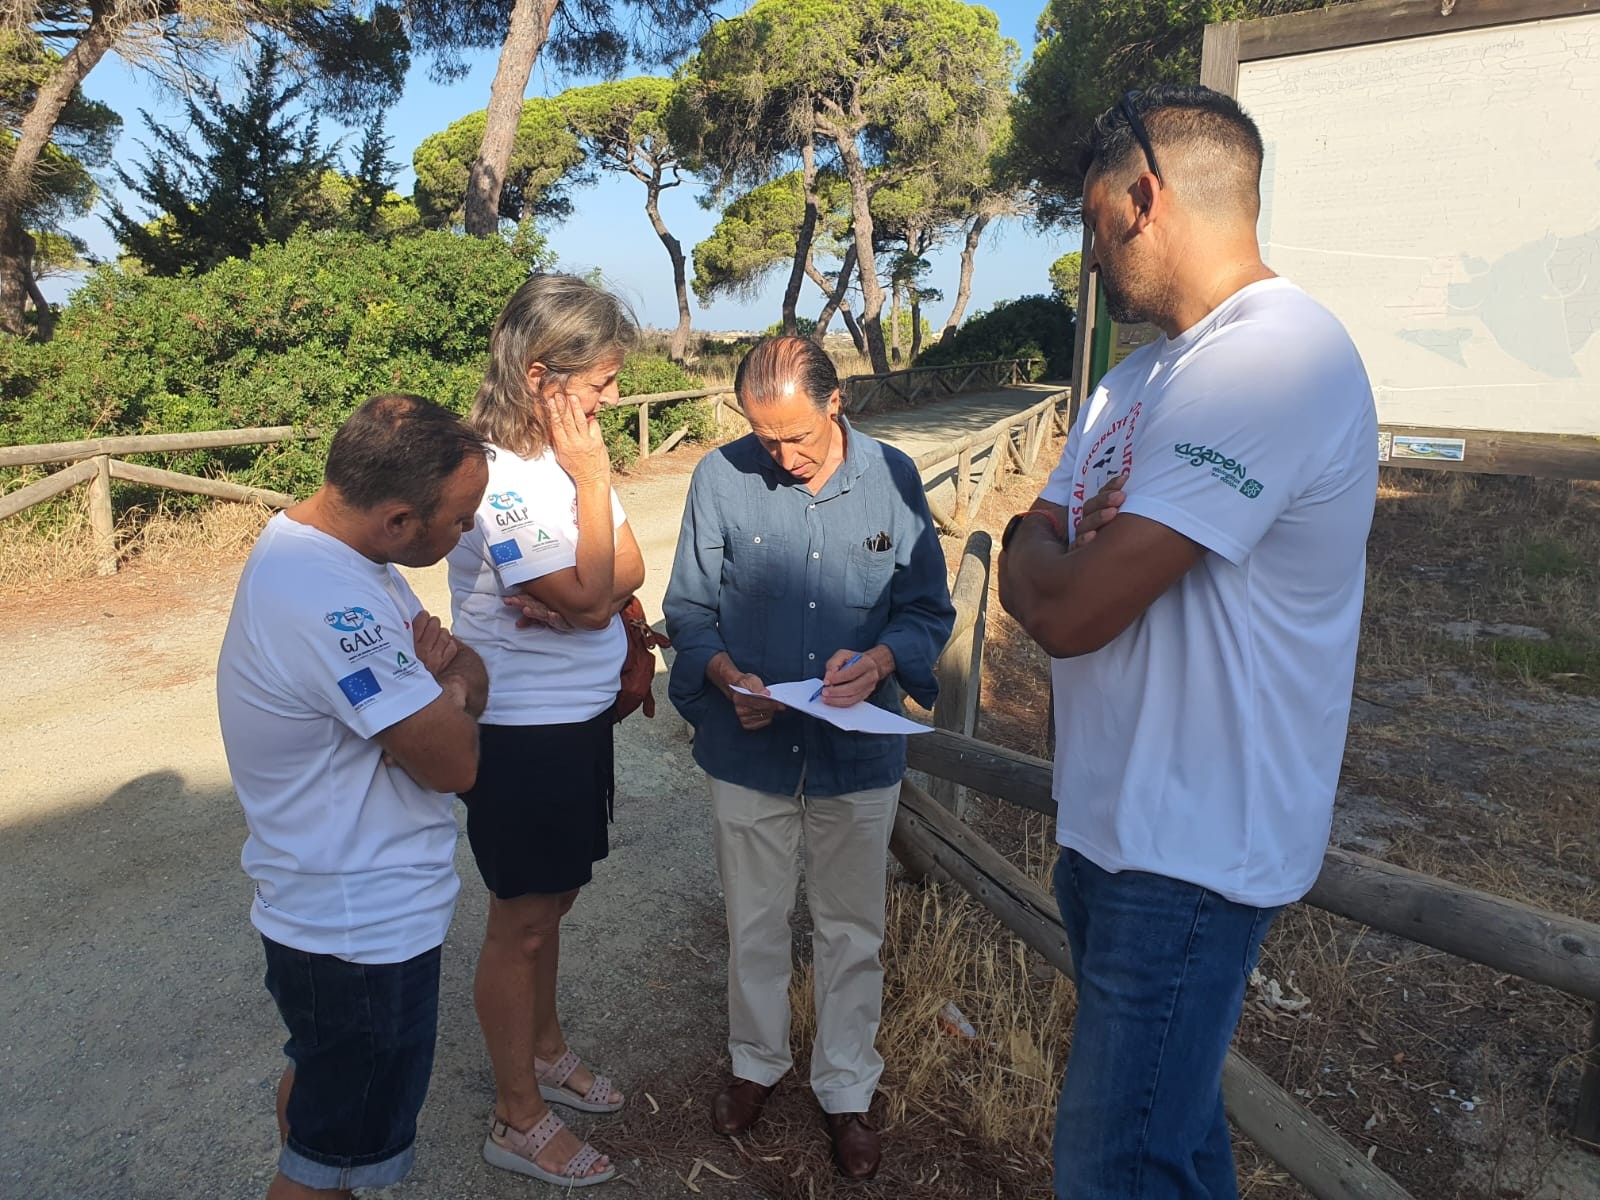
[663,336,954,1179]
[217,394,490,1199]
[998,86,1376,1198]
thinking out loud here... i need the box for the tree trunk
[833,138,889,373]
[464,0,560,238]
[939,212,992,345]
[810,244,856,342]
[840,306,866,356]
[643,169,693,362]
[1,12,121,336]
[781,136,821,337]
[910,292,923,363]
[889,280,902,365]
[20,233,54,342]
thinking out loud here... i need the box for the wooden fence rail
[0,386,752,575]
[903,725,1600,1148]
[926,530,990,819]
[906,727,1600,1003]
[0,426,306,576]
[842,357,1040,414]
[912,391,1068,532]
[892,781,1418,1199]
[608,387,736,462]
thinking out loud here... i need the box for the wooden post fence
[927,530,991,818]
[911,391,1070,533]
[0,427,305,576]
[0,387,744,575]
[607,388,735,464]
[842,357,1041,414]
[893,780,1417,1200]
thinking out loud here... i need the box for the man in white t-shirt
[217,393,490,1200]
[998,86,1377,1199]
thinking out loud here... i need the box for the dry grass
[966,464,1600,1199]
[0,497,271,592]
[610,877,1075,1200]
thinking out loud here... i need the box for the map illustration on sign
[1234,17,1600,438]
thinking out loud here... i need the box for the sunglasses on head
[1117,90,1164,188]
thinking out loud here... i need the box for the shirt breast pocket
[846,543,895,609]
[726,530,789,598]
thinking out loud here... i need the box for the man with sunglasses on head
[999,86,1377,1198]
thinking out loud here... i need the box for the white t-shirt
[216,513,460,963]
[447,444,627,726]
[1040,278,1377,907]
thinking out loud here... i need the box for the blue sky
[53,0,1080,334]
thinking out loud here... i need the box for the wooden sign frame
[1071,0,1600,478]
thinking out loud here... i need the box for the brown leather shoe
[711,1078,776,1136]
[824,1111,881,1180]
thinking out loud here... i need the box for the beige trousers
[708,776,901,1114]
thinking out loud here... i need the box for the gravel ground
[0,388,1050,1200]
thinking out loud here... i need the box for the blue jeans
[1052,849,1279,1200]
[261,936,442,1190]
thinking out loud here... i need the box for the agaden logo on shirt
[1173,442,1264,499]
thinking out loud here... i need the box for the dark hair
[324,393,489,518]
[1078,84,1263,189]
[735,335,841,412]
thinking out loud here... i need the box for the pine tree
[105,42,337,275]
[349,114,403,233]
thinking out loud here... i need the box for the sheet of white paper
[731,680,931,736]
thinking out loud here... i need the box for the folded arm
[998,497,1205,658]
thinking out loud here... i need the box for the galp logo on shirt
[325,606,375,632]
[488,490,532,529]
[325,605,390,660]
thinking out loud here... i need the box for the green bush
[1,236,720,507]
[617,353,697,397]
[1,229,531,500]
[601,353,711,470]
[913,294,1076,380]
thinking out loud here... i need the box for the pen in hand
[811,652,864,702]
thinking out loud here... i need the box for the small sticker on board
[1391,436,1466,462]
[1377,432,1392,462]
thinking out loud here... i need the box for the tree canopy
[1049,250,1081,310]
[1,0,409,335]
[1013,0,1353,222]
[690,171,850,307]
[557,76,697,358]
[675,0,1017,370]
[412,98,586,227]
[105,44,338,276]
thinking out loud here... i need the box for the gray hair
[470,274,639,458]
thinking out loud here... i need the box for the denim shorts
[261,935,442,1190]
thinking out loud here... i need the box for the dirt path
[0,387,1049,1200]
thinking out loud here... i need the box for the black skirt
[458,709,615,899]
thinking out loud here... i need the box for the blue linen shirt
[664,420,956,798]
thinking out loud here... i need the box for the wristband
[1001,508,1065,550]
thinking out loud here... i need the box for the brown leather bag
[615,595,671,722]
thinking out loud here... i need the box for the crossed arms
[997,475,1205,658]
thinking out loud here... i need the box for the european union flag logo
[490,539,523,566]
[337,667,382,708]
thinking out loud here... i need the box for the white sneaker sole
[482,1135,618,1186]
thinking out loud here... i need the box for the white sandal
[537,1048,625,1114]
[482,1110,616,1186]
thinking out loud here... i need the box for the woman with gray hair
[446,273,645,1187]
